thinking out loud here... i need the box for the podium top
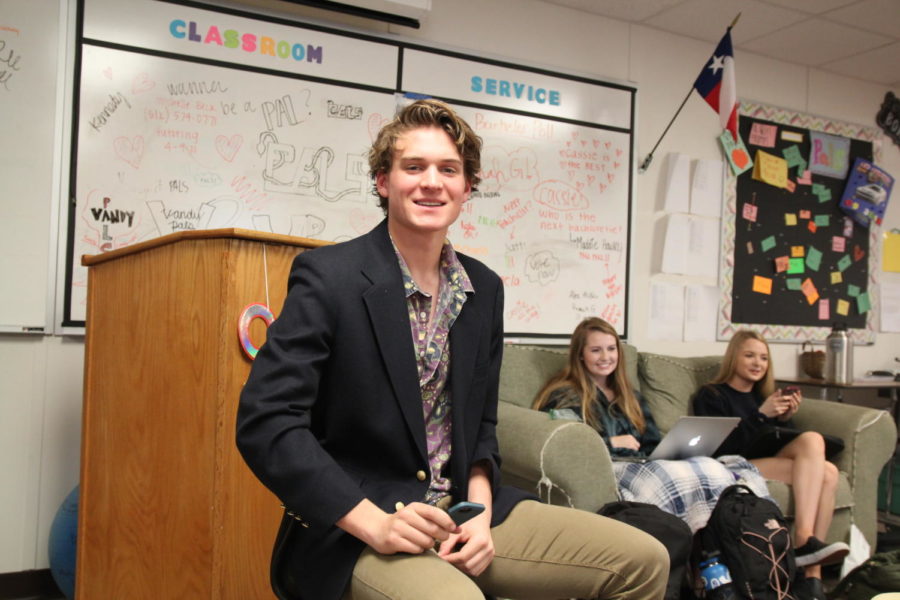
[82,228,331,267]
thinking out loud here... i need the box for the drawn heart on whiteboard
[367,114,389,142]
[349,208,380,235]
[102,67,113,80]
[215,135,243,162]
[114,136,144,169]
[132,72,154,94]
[732,148,750,169]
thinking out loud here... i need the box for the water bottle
[825,322,853,384]
[699,553,737,600]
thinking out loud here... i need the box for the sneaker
[795,576,826,600]
[794,535,850,567]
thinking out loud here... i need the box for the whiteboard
[0,0,65,332]
[65,0,636,339]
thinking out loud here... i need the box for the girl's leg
[751,431,827,545]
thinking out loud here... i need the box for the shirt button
[395,501,405,511]
[416,470,427,481]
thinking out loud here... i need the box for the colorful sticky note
[814,214,830,227]
[801,278,819,305]
[806,246,822,271]
[830,271,843,285]
[857,292,871,313]
[818,299,830,320]
[837,255,852,271]
[749,123,777,147]
[847,284,860,297]
[785,213,798,226]
[791,246,805,258]
[809,131,851,179]
[720,130,753,176]
[752,149,789,188]
[797,169,812,185]
[782,130,804,143]
[886,230,900,273]
[813,183,831,204]
[836,299,850,316]
[761,236,776,252]
[853,245,865,262]
[775,256,790,272]
[843,217,853,237]
[786,278,802,291]
[832,236,846,252]
[800,210,811,219]
[788,257,805,274]
[785,179,797,193]
[753,275,773,295]
[782,145,804,167]
[807,221,817,233]
[742,203,758,222]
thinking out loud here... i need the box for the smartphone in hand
[448,501,485,526]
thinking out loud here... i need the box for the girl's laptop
[617,416,740,463]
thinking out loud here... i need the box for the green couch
[495,343,897,552]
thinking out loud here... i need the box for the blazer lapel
[361,222,428,462]
[449,291,482,442]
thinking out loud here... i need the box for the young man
[237,99,668,600]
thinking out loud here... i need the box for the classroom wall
[1,0,897,574]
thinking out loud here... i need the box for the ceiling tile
[823,0,900,39]
[740,17,892,66]
[541,0,684,22]
[820,41,900,85]
[761,0,861,14]
[644,0,808,45]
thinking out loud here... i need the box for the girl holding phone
[693,330,848,599]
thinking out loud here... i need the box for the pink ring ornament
[238,303,274,360]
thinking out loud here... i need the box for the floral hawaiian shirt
[393,239,474,505]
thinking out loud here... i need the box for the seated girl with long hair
[532,317,769,532]
[692,329,849,597]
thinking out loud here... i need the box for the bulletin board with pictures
[718,101,885,343]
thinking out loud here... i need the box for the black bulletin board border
[717,101,882,344]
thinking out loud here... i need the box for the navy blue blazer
[236,220,532,600]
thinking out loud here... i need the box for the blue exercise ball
[48,485,78,599]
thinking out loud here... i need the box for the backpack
[831,549,900,600]
[699,484,797,600]
[599,500,695,600]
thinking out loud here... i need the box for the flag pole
[637,12,742,174]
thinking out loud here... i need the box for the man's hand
[337,499,457,555]
[437,510,494,576]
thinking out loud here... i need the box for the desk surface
[777,377,900,389]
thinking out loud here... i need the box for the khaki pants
[342,500,669,600]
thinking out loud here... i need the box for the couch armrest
[793,398,897,547]
[496,401,619,512]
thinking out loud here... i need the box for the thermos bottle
[825,322,853,384]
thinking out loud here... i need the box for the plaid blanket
[613,455,772,533]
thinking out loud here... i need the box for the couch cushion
[498,343,639,410]
[637,353,722,433]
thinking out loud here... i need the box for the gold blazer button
[416,470,427,481]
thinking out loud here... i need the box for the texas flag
[693,29,738,142]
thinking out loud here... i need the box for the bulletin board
[718,102,882,343]
[63,0,636,340]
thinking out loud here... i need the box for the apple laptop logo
[688,435,702,447]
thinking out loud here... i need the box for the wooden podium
[77,229,327,599]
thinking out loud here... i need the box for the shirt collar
[391,238,475,298]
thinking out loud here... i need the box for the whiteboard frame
[59,0,637,341]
